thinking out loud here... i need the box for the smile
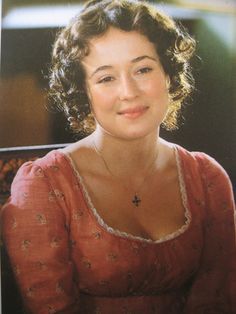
[118,106,149,119]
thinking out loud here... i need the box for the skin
[83,27,170,142]
[63,27,186,240]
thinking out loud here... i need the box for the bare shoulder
[158,138,176,171]
[62,135,92,152]
[61,135,97,174]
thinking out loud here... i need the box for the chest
[65,152,205,296]
[81,170,187,242]
[69,180,204,297]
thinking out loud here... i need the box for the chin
[115,126,159,141]
[96,119,161,141]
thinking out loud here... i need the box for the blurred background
[0,0,235,182]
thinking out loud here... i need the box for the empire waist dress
[1,145,236,314]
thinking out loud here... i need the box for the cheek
[143,78,169,101]
[142,72,167,91]
[89,88,115,113]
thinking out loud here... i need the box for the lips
[118,106,149,119]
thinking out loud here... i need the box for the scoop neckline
[57,145,192,244]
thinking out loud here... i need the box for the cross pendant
[132,194,141,207]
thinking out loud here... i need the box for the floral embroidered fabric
[1,145,236,314]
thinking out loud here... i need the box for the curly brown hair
[48,0,196,136]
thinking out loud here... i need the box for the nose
[119,75,139,101]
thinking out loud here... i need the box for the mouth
[118,106,149,119]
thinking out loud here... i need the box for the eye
[137,67,153,74]
[97,76,114,84]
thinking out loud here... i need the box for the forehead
[83,27,158,64]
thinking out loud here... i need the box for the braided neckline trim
[59,144,191,244]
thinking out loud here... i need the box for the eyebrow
[89,55,158,78]
[131,55,157,63]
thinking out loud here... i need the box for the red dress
[1,145,236,314]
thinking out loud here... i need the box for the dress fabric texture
[1,145,236,314]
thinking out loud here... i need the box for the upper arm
[1,162,79,314]
[199,153,235,212]
[184,153,236,313]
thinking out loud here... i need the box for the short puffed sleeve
[1,159,80,314]
[184,153,236,314]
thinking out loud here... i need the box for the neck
[90,127,161,178]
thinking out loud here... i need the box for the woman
[1,0,235,313]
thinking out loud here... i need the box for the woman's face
[82,27,170,140]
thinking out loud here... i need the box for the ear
[165,75,171,89]
[83,83,92,108]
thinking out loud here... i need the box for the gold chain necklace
[93,141,158,207]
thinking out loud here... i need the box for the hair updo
[48,0,196,136]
